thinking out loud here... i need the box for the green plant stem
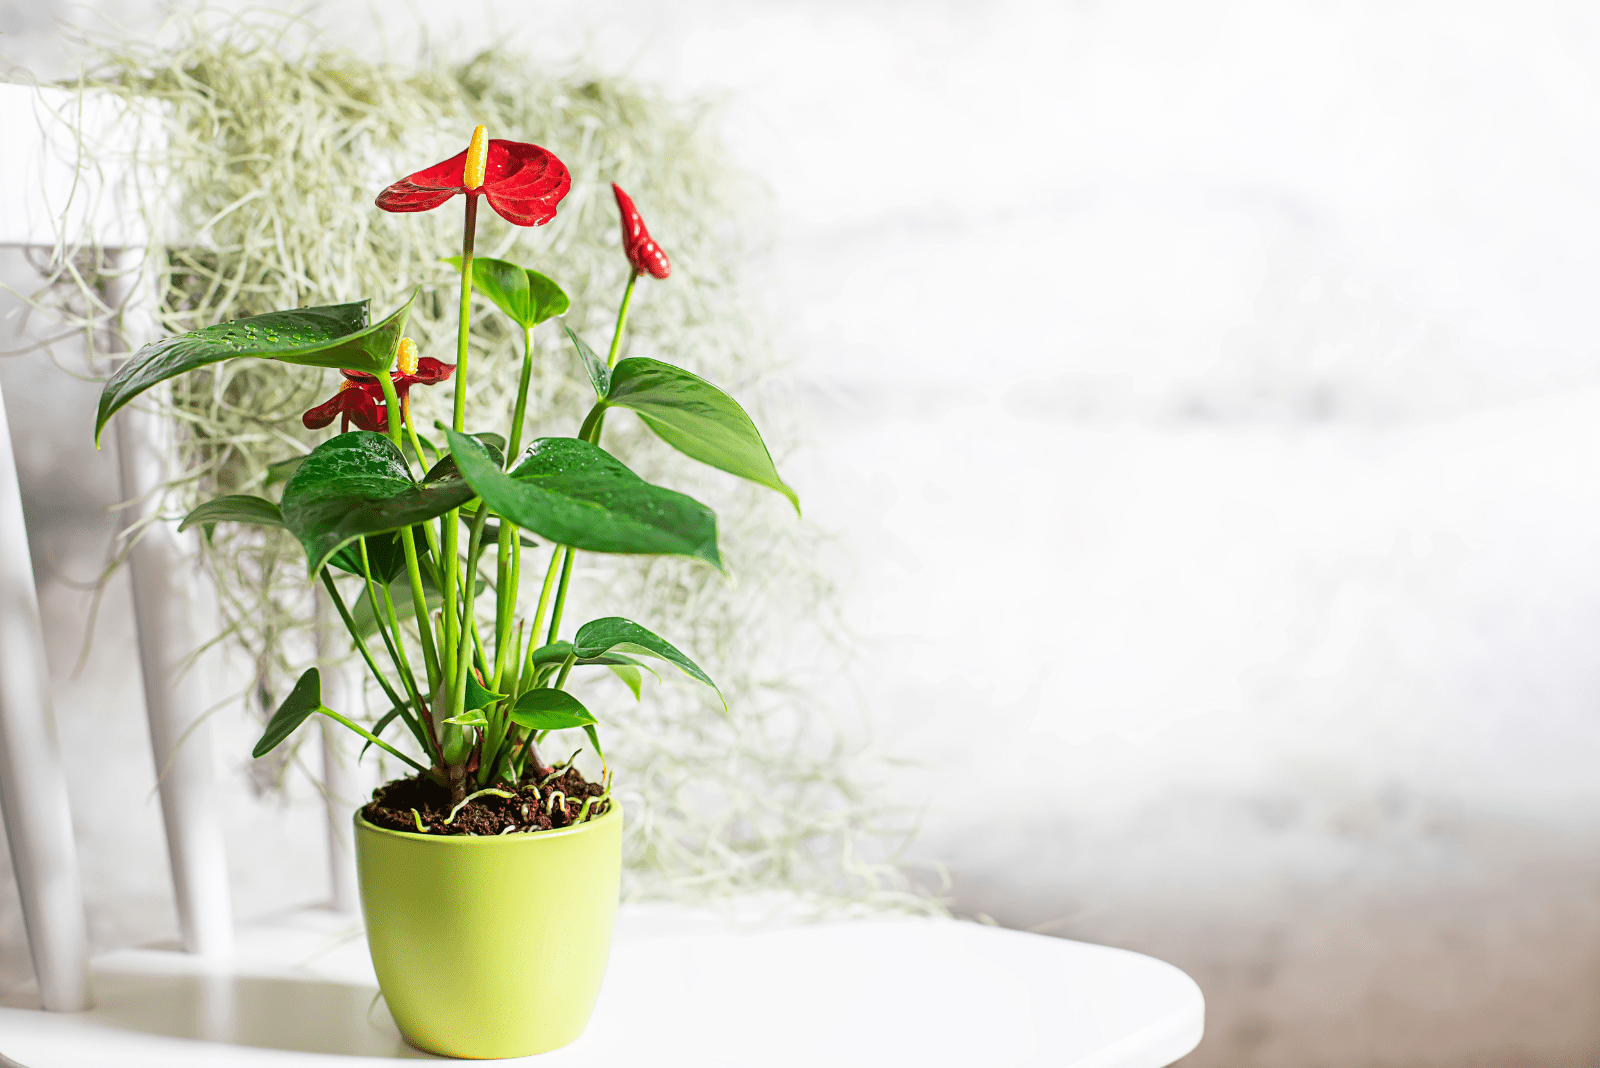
[453,195,478,434]
[521,545,564,691]
[541,274,640,650]
[553,651,577,691]
[318,707,439,783]
[545,546,575,647]
[380,372,443,692]
[606,271,638,369]
[318,569,433,761]
[493,531,522,693]
[357,538,432,758]
[507,325,535,460]
[439,194,479,710]
[448,506,493,722]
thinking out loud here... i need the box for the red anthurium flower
[611,183,671,279]
[376,125,571,227]
[302,339,455,433]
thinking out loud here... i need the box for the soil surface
[362,768,609,836]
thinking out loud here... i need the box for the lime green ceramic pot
[354,804,623,1059]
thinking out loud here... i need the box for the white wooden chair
[0,82,1204,1066]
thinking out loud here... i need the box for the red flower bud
[611,183,671,279]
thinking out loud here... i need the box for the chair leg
[0,376,92,1011]
[107,249,233,958]
[316,587,362,914]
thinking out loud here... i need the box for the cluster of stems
[324,194,641,804]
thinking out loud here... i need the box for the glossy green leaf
[266,455,307,487]
[571,617,723,708]
[583,724,605,763]
[96,293,416,446]
[525,641,652,670]
[608,663,643,701]
[179,495,283,532]
[253,668,322,758]
[442,429,722,569]
[564,327,610,398]
[444,709,488,727]
[604,358,798,512]
[279,431,476,576]
[508,689,597,732]
[443,256,570,329]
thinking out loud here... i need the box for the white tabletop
[0,906,1203,1067]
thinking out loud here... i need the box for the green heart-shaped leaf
[564,327,611,398]
[443,256,570,329]
[279,431,476,576]
[603,358,798,512]
[329,528,428,585]
[96,292,416,446]
[442,429,722,569]
[253,667,322,758]
[508,689,596,732]
[179,495,284,532]
[571,617,722,708]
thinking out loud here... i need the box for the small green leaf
[96,293,416,446]
[266,455,307,487]
[443,256,570,329]
[443,430,722,569]
[583,724,605,762]
[444,710,488,727]
[329,528,427,585]
[253,668,323,758]
[359,703,405,761]
[279,431,476,576]
[605,358,799,512]
[572,617,723,708]
[525,641,653,670]
[608,663,643,700]
[508,689,597,732]
[464,671,507,714]
[179,495,283,532]
[564,327,611,398]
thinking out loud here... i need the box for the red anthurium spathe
[376,127,571,227]
[303,339,455,433]
[303,379,386,433]
[611,183,671,279]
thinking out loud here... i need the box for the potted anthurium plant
[94,125,797,1058]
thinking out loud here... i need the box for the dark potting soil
[362,768,609,836]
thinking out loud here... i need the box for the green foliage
[443,257,570,329]
[603,358,799,512]
[279,432,475,575]
[509,689,597,732]
[572,617,723,707]
[565,328,611,398]
[443,429,723,568]
[253,667,323,758]
[96,296,414,444]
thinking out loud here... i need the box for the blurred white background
[7,1,1600,1065]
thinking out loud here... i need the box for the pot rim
[354,800,622,844]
